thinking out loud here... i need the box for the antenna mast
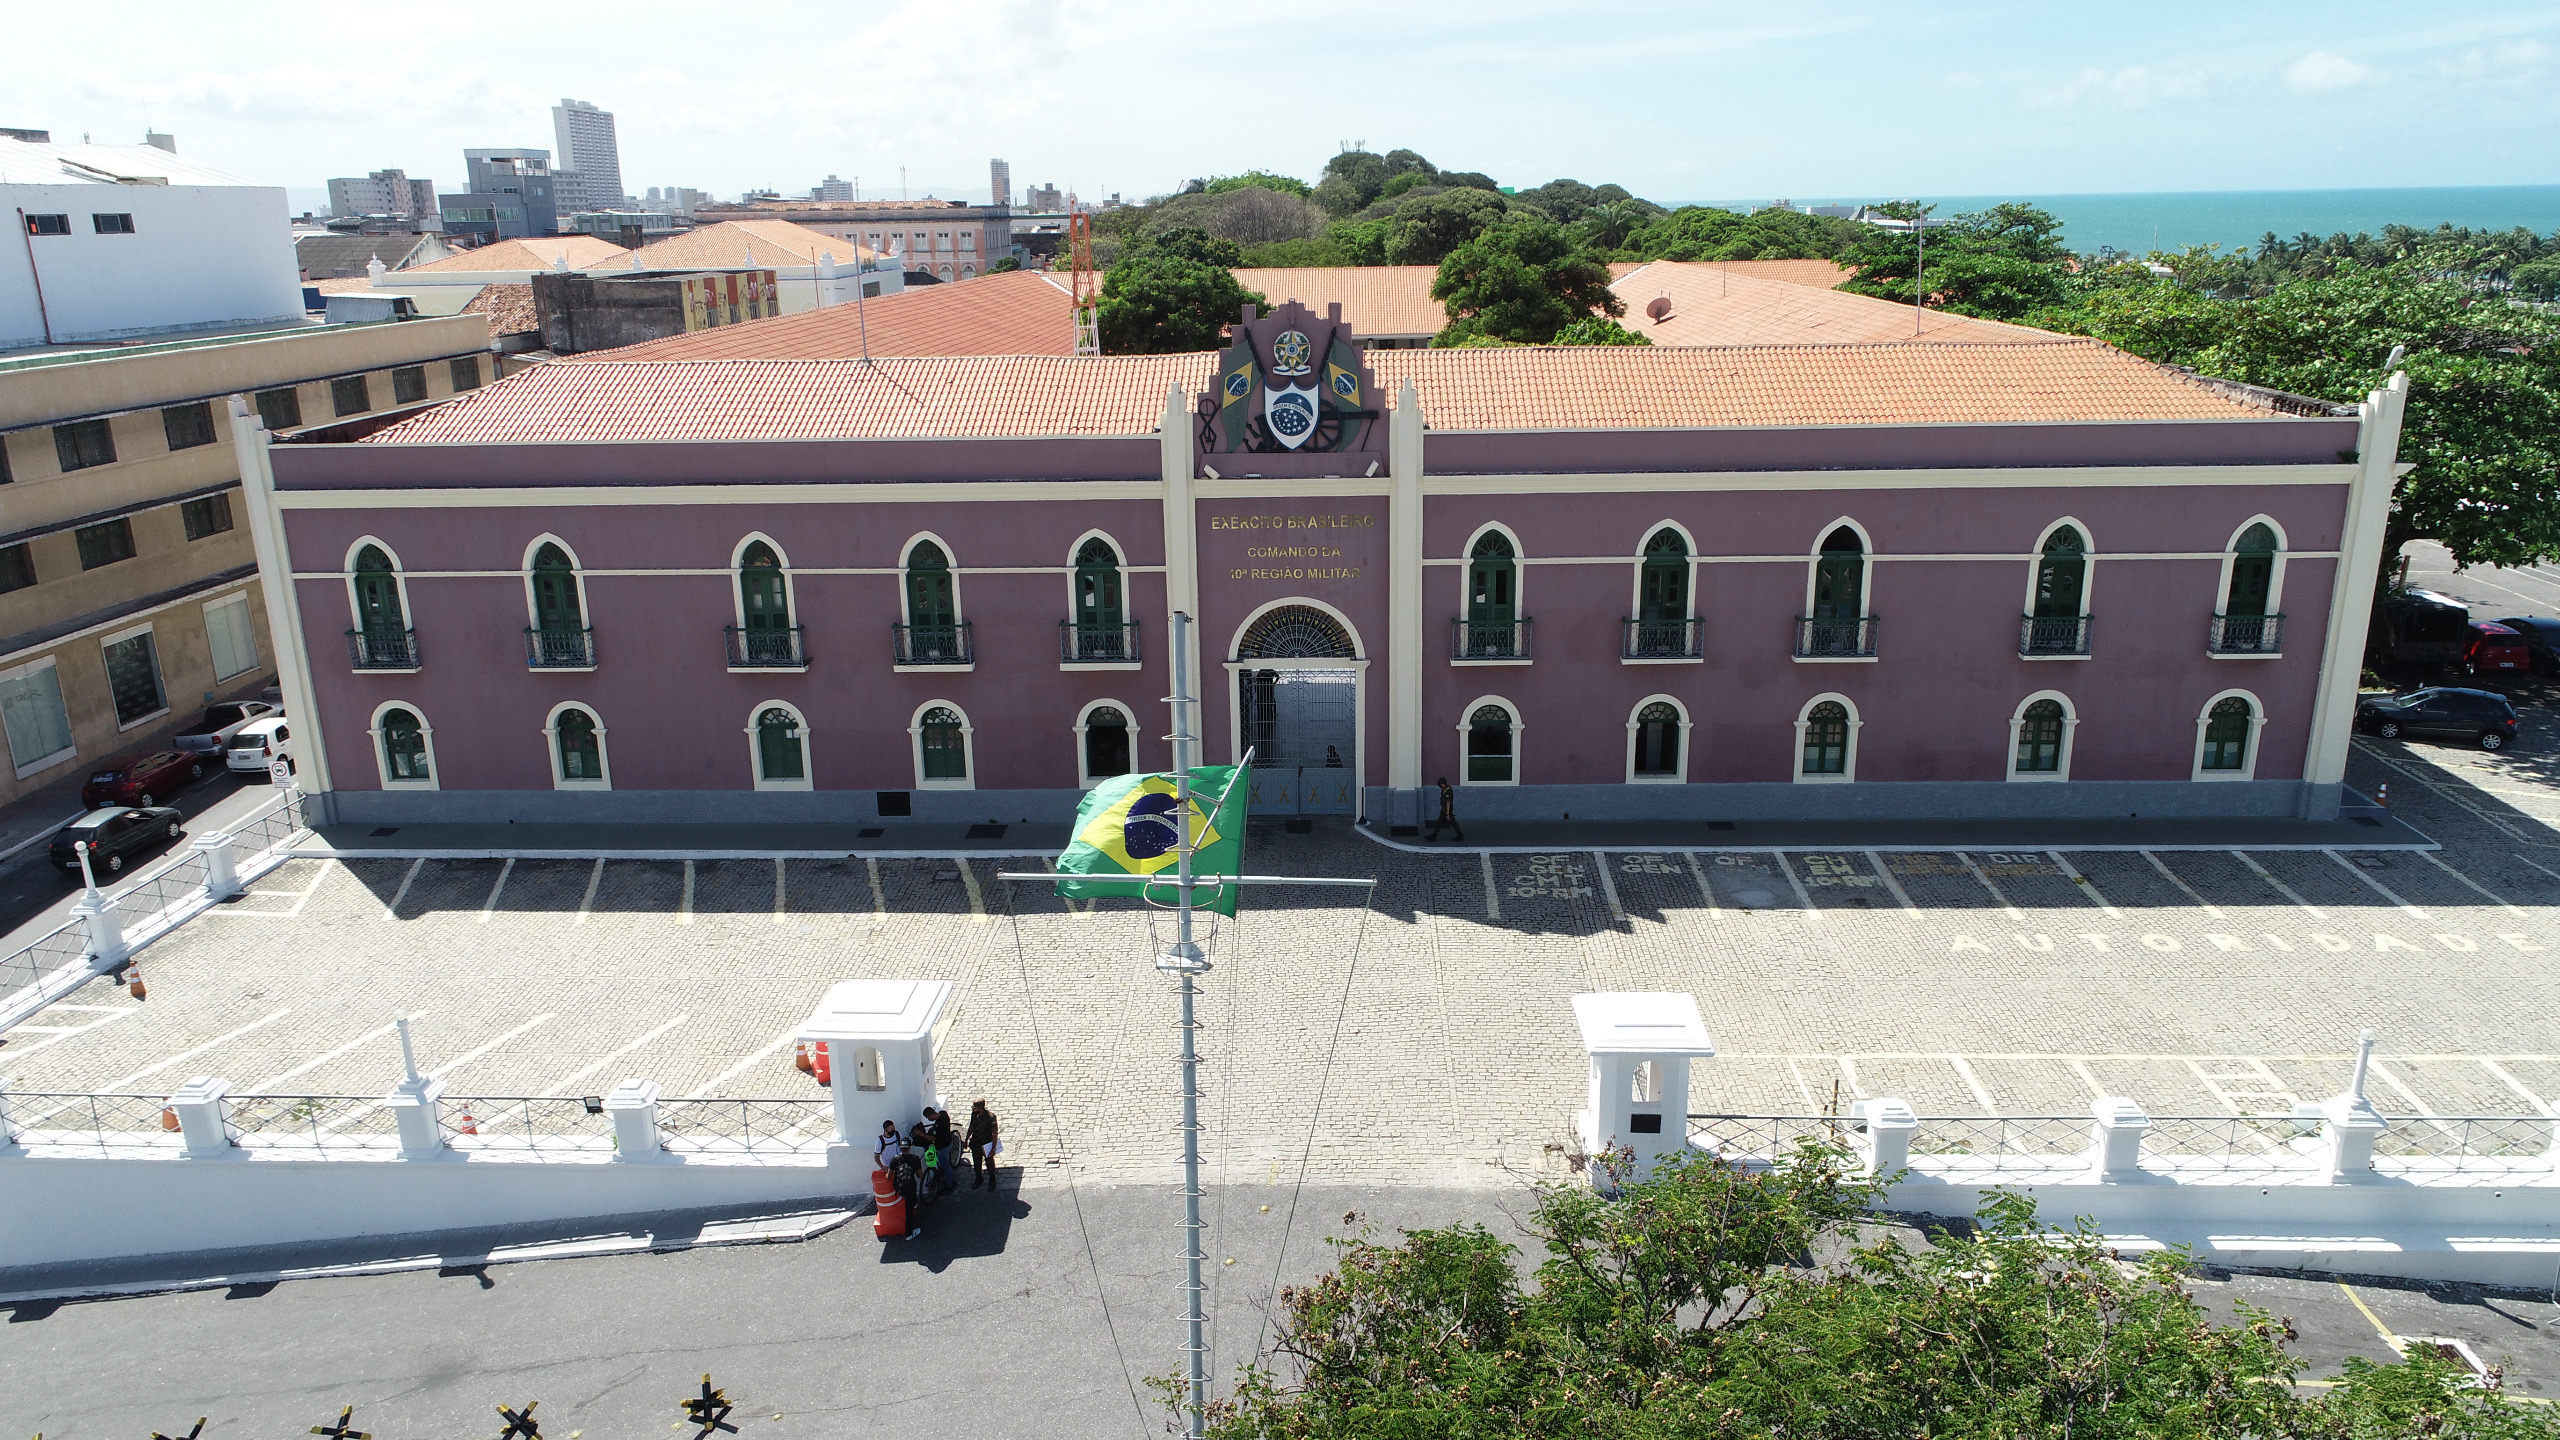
[1069,210,1101,356]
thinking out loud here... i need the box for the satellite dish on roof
[1644,296,1673,322]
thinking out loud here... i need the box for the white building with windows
[1,138,301,349]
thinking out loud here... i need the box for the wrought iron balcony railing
[1059,618,1139,664]
[346,628,419,670]
[893,620,974,666]
[1622,616,1703,660]
[724,625,806,668]
[1793,615,1877,659]
[2018,614,2092,657]
[1451,617,1532,661]
[2208,612,2283,655]
[525,627,596,669]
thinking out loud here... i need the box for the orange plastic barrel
[872,1166,906,1239]
[812,1041,832,1086]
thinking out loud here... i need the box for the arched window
[915,703,971,787]
[1800,526,1874,659]
[2213,522,2284,654]
[899,540,969,665]
[548,705,608,788]
[2015,698,2066,775]
[527,542,592,668]
[2197,694,2257,778]
[348,543,417,670]
[1797,698,1855,782]
[732,540,800,667]
[1464,703,1516,784]
[1461,531,1521,659]
[373,704,434,788]
[2033,528,2086,618]
[1082,704,1131,784]
[1071,537,1128,662]
[755,705,808,788]
[1630,699,1684,781]
[1630,528,1696,659]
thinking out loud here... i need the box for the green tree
[1630,205,1859,263]
[1840,203,2074,320]
[1143,225,1244,267]
[983,254,1021,273]
[1202,169,1311,199]
[1316,147,1438,215]
[1431,214,1623,345]
[1386,189,1510,267]
[1096,253,1263,354]
[1551,316,1650,346]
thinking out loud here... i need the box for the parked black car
[49,806,186,876]
[2354,687,2520,750]
[2493,615,2560,676]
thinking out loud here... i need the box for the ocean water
[1694,185,2560,258]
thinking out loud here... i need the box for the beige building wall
[0,314,494,807]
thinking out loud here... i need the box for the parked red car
[2466,621,2533,677]
[79,749,205,809]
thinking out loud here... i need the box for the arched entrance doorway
[1230,603,1360,817]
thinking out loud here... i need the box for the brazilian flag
[1054,766,1250,915]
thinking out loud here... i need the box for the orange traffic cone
[160,1106,180,1132]
[456,1109,478,1136]
[793,1040,813,1075]
[126,966,147,1000]
[811,1041,832,1087]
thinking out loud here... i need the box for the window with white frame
[101,624,166,728]
[2007,692,2075,782]
[1077,701,1134,787]
[1627,697,1687,782]
[2193,691,2263,781]
[751,702,811,790]
[546,703,610,789]
[1794,694,1858,782]
[372,703,436,788]
[913,702,973,788]
[203,592,260,681]
[0,657,76,778]
[1461,700,1518,784]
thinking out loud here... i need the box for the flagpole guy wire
[998,610,1374,1440]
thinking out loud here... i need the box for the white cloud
[2285,50,2376,91]
[2028,65,2205,108]
[2432,38,2549,85]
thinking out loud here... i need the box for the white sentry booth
[798,979,953,1160]
[1573,992,1715,1176]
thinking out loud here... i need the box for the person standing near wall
[968,1099,1001,1190]
[1426,776,1464,843]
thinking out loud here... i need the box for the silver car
[173,700,279,755]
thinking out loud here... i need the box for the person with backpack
[967,1100,1001,1190]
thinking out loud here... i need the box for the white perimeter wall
[1,182,303,347]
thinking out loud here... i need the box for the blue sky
[14,1,2558,209]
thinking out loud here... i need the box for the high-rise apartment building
[988,158,1010,208]
[814,174,853,202]
[326,168,438,223]
[447,149,558,239]
[1025,181,1064,211]
[552,99,625,210]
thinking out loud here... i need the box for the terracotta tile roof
[1230,267,1450,337]
[462,283,539,336]
[401,235,629,274]
[1609,262,2041,347]
[368,338,2283,446]
[567,269,1076,361]
[1705,258,1852,289]
[607,219,881,271]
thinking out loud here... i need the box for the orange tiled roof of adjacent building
[606,219,882,271]
[367,339,2289,446]
[571,268,1078,361]
[400,234,629,274]
[461,282,538,336]
[1229,267,1450,338]
[1610,261,2037,346]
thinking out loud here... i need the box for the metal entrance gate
[1238,669,1357,815]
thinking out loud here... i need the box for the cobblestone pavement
[6,744,2558,1187]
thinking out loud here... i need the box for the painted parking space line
[2141,851,2226,920]
[0,1005,126,1056]
[210,860,336,920]
[686,1027,802,1099]
[1955,852,2026,921]
[246,1012,427,1093]
[2353,741,2534,843]
[2047,851,2124,919]
[573,858,604,925]
[1590,851,1627,923]
[2068,1058,2107,1098]
[864,857,887,926]
[476,858,517,923]
[772,858,788,924]
[2514,853,2560,887]
[384,858,425,916]
[2184,1056,2298,1114]
[2479,1059,2556,1116]
[1683,852,1723,920]
[1770,852,1820,920]
[104,1008,293,1092]
[678,860,696,926]
[542,1013,692,1096]
[1480,852,1501,922]
[1862,849,1923,919]
[2325,850,2427,920]
[958,860,988,922]
[2415,851,2526,916]
[1947,1055,1998,1113]
[2363,1058,2441,1120]
[2232,850,2327,921]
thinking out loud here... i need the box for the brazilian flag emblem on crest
[1054,765,1251,915]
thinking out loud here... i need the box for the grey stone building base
[316,787,1091,829]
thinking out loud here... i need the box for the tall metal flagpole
[1159,610,1211,1440]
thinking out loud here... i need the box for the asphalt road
[0,769,278,946]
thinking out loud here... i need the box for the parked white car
[226,717,293,776]
[173,700,279,755]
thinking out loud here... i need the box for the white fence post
[194,829,244,902]
[2089,1096,2151,1181]
[2319,1029,2389,1183]
[167,1076,233,1158]
[70,888,125,971]
[386,1078,446,1158]
[1853,1097,1916,1177]
[604,1078,664,1161]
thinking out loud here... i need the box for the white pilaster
[227,398,334,794]
[2302,372,2411,795]
[1387,382,1425,794]
[604,1078,665,1161]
